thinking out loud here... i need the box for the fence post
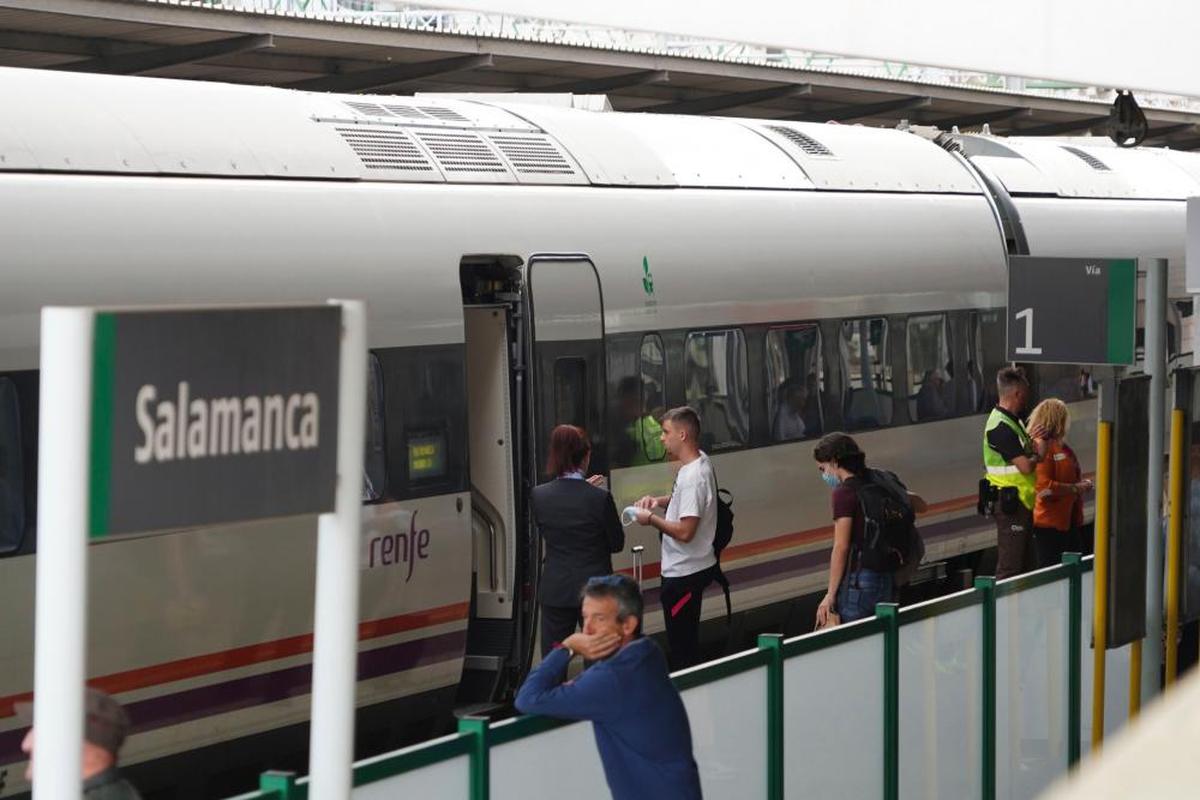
[758,633,785,800]
[975,576,997,800]
[1063,552,1083,767]
[876,603,900,800]
[259,770,298,800]
[458,716,490,800]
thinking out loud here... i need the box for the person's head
[616,376,641,420]
[996,366,1031,413]
[659,406,702,460]
[1028,398,1070,440]
[17,688,131,781]
[923,368,945,389]
[779,378,808,412]
[545,424,591,478]
[581,574,643,649]
[812,432,867,485]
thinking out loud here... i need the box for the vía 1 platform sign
[1007,256,1136,365]
[88,306,341,538]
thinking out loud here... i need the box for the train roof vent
[487,133,584,183]
[335,127,439,179]
[413,129,513,182]
[344,101,392,118]
[767,125,835,157]
[418,105,472,124]
[381,103,428,120]
[1061,145,1111,172]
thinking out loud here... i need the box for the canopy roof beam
[788,95,931,122]
[930,106,1032,129]
[53,34,274,75]
[289,53,494,93]
[539,69,669,94]
[1017,115,1111,136]
[646,83,811,115]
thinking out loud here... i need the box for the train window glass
[969,309,1006,413]
[1035,364,1095,404]
[376,345,468,500]
[554,357,588,427]
[907,314,952,422]
[840,318,893,430]
[0,377,24,553]
[685,329,750,450]
[362,353,387,502]
[633,336,667,463]
[765,325,824,442]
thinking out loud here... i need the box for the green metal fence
[229,554,1120,800]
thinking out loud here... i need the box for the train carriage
[0,66,1195,796]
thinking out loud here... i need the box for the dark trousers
[1032,526,1082,570]
[994,504,1036,580]
[540,604,581,658]
[659,565,717,671]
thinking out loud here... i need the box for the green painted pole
[259,770,298,800]
[458,716,490,800]
[975,577,997,800]
[758,633,785,800]
[877,603,900,800]
[1064,552,1083,767]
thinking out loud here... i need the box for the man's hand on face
[562,631,621,661]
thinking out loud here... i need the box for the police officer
[982,367,1048,579]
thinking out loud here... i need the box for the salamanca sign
[134,382,320,462]
[90,306,341,538]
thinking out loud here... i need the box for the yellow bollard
[1166,408,1185,687]
[1092,420,1112,752]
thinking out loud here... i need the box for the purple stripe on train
[0,629,467,767]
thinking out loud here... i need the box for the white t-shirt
[661,452,718,578]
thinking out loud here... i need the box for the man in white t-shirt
[634,406,718,669]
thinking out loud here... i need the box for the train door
[527,255,607,476]
[458,257,532,707]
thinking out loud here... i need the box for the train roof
[956,133,1200,200]
[0,66,981,194]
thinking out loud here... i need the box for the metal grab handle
[632,545,645,590]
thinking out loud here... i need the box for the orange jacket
[1033,440,1084,531]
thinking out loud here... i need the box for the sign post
[32,302,359,798]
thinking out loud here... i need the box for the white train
[0,66,1195,796]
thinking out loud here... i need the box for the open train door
[525,254,608,657]
[527,254,608,475]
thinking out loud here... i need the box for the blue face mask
[821,470,841,489]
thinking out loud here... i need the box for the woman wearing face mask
[813,432,927,627]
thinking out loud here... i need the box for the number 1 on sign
[1014,308,1043,355]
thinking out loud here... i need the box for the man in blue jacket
[515,574,703,800]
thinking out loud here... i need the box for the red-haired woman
[532,425,625,657]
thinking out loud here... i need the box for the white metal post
[1143,257,1168,702]
[308,300,367,800]
[32,308,95,799]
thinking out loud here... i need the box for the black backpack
[848,469,919,575]
[712,483,734,623]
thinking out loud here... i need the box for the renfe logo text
[134,381,320,463]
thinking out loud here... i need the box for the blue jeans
[836,569,894,622]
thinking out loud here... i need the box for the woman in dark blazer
[532,424,625,656]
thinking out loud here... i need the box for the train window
[907,314,952,422]
[765,325,824,442]
[840,318,893,430]
[554,357,588,427]
[362,353,387,502]
[685,329,750,450]
[1034,364,1095,404]
[0,377,24,553]
[375,345,468,500]
[969,309,1006,413]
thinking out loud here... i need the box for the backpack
[711,485,735,623]
[848,469,923,585]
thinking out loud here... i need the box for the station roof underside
[6,0,1200,151]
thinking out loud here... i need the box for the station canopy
[1,0,1199,150]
